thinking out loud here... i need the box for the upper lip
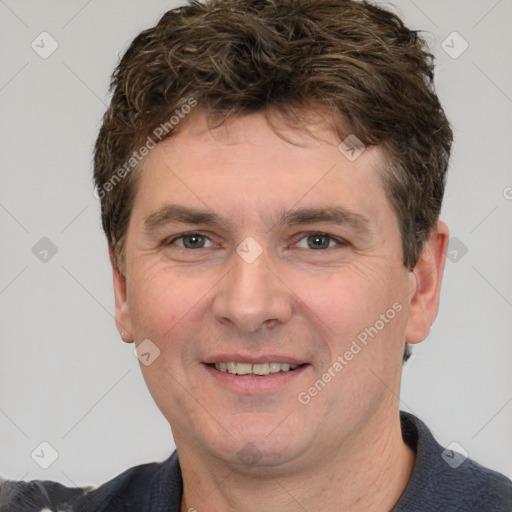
[203,354,308,365]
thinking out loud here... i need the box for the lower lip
[202,363,310,394]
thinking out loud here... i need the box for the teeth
[252,363,269,375]
[269,362,281,373]
[236,362,252,375]
[213,362,300,375]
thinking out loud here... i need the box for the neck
[178,408,414,512]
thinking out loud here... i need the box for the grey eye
[296,234,338,250]
[173,233,212,249]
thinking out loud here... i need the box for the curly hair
[94,0,452,281]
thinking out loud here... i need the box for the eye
[295,232,345,250]
[167,232,214,249]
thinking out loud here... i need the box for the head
[94,0,451,470]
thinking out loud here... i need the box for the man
[1,0,511,510]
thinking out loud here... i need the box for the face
[114,110,426,473]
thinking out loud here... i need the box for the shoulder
[0,452,181,512]
[79,451,181,510]
[0,477,84,511]
[396,412,512,512]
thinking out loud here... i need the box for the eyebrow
[144,204,228,233]
[275,206,370,233]
[143,203,371,236]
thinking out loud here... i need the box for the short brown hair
[94,0,452,274]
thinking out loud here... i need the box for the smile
[208,362,302,376]
[203,355,310,393]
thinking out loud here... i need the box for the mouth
[207,361,306,376]
[202,358,310,393]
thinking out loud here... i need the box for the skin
[112,109,449,512]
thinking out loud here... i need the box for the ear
[109,244,134,343]
[405,221,449,344]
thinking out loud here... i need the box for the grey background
[1,0,511,486]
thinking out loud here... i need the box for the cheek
[126,263,223,371]
[293,263,407,357]
[126,268,205,413]
[126,265,188,342]
[295,265,408,415]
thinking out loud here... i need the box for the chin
[203,416,310,470]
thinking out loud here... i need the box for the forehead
[131,109,395,232]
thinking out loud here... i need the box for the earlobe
[405,221,449,345]
[109,244,134,343]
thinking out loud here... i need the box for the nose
[212,242,293,333]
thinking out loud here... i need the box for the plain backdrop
[1,0,511,487]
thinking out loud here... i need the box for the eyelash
[165,231,347,250]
